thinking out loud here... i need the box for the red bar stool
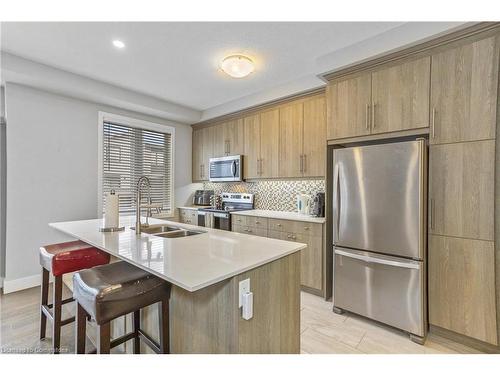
[39,240,110,353]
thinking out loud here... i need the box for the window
[98,112,174,217]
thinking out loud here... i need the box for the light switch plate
[239,278,250,307]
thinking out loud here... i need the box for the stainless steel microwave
[209,155,243,182]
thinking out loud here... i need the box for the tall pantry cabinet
[428,34,499,346]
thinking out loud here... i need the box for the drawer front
[232,224,268,238]
[334,247,424,336]
[268,219,291,232]
[268,230,285,240]
[245,226,268,237]
[232,224,246,234]
[298,222,322,236]
[246,216,269,229]
[268,218,322,236]
[232,215,247,226]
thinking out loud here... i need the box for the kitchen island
[49,216,304,353]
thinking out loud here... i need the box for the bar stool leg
[52,275,63,354]
[76,303,87,354]
[132,310,141,354]
[159,298,170,354]
[39,268,49,340]
[97,322,111,354]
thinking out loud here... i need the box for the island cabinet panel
[430,36,498,144]
[428,235,497,345]
[279,101,304,178]
[371,56,431,134]
[243,114,261,179]
[302,95,327,177]
[168,252,300,353]
[326,73,372,140]
[429,140,495,241]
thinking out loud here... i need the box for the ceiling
[0,22,466,121]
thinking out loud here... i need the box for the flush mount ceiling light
[220,55,255,78]
[112,40,125,49]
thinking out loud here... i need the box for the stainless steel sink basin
[154,230,205,238]
[131,224,181,234]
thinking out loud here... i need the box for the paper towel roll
[104,190,119,228]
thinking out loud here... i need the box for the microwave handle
[231,160,237,177]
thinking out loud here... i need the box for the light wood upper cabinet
[302,96,326,177]
[243,114,260,179]
[327,73,372,140]
[191,126,214,182]
[430,36,498,144]
[259,109,280,178]
[371,56,431,134]
[429,140,495,241]
[429,235,497,345]
[224,118,244,156]
[192,128,204,181]
[212,123,226,157]
[279,101,303,178]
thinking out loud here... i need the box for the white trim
[97,111,175,216]
[3,274,41,294]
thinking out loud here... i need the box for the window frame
[97,111,175,218]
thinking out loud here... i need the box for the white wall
[3,83,200,292]
[0,86,6,279]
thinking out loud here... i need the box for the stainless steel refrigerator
[332,139,427,342]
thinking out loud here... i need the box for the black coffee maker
[311,192,325,217]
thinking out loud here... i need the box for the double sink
[133,224,205,238]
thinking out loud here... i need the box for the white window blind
[102,121,173,215]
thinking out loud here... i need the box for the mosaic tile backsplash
[203,179,325,212]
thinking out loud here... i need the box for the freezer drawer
[333,247,425,337]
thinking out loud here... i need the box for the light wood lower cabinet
[232,214,324,294]
[178,208,198,225]
[429,235,498,345]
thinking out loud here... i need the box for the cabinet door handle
[430,198,435,230]
[303,154,306,173]
[371,102,376,129]
[365,103,370,130]
[299,155,303,173]
[431,107,436,139]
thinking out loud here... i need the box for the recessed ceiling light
[112,40,125,49]
[220,55,254,78]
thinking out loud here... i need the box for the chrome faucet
[135,176,151,235]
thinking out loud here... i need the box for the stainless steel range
[198,192,254,231]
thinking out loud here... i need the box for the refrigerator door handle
[335,248,421,270]
[332,164,340,243]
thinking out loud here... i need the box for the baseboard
[3,274,41,294]
[430,324,500,354]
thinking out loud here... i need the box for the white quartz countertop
[177,205,209,210]
[231,210,326,224]
[49,216,304,292]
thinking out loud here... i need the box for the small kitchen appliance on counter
[192,190,214,206]
[198,192,254,230]
[296,192,311,215]
[311,192,325,217]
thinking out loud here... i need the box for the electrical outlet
[239,278,250,307]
